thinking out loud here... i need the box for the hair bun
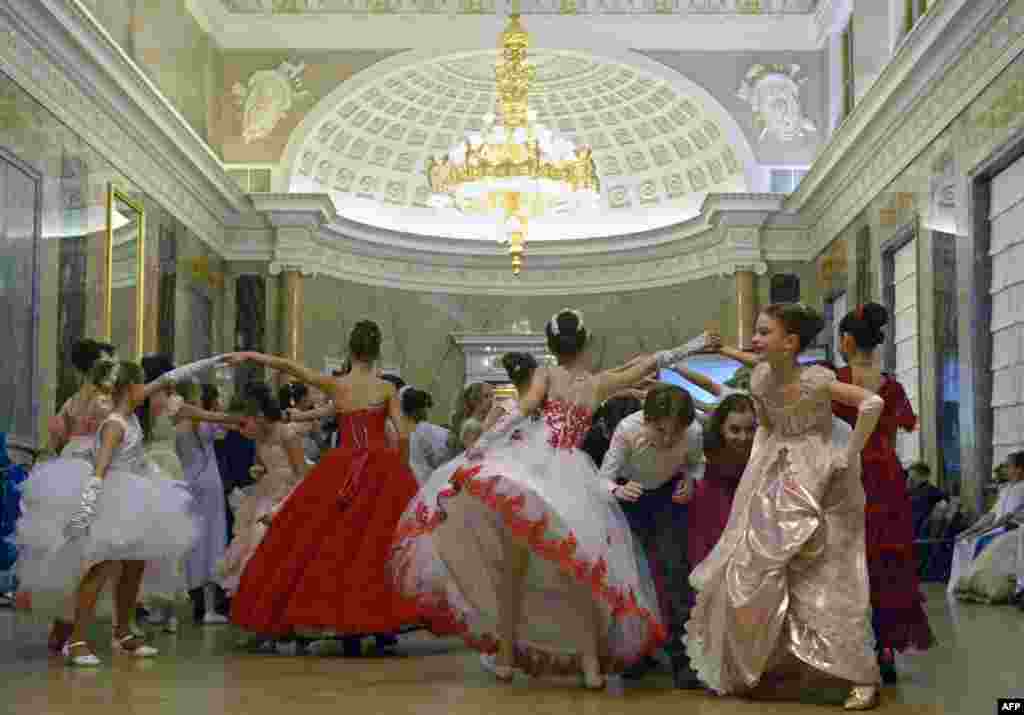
[545,309,588,357]
[401,387,432,415]
[862,302,889,330]
[501,352,538,384]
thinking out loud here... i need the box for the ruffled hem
[393,463,667,675]
[685,594,727,693]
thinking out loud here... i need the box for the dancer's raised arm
[143,355,229,399]
[286,402,336,423]
[596,332,719,404]
[719,345,759,367]
[225,352,337,396]
[177,403,243,427]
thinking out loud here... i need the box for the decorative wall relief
[736,64,817,142]
[928,151,963,234]
[232,60,310,144]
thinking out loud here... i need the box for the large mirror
[106,184,145,360]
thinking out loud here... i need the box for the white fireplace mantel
[450,332,553,386]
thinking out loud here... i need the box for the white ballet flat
[112,633,158,658]
[63,641,101,667]
[201,612,228,625]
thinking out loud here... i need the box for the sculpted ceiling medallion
[221,0,817,14]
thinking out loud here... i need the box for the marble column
[719,224,767,351]
[280,268,304,366]
[735,269,757,351]
[143,249,160,354]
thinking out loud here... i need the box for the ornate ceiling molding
[217,0,819,15]
[197,2,824,51]
[0,0,246,253]
[792,0,1021,255]
[225,191,805,294]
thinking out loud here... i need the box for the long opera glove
[64,476,103,539]
[846,394,884,464]
[654,332,713,369]
[150,355,229,389]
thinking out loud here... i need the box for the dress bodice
[57,391,114,438]
[96,413,148,472]
[750,363,836,440]
[542,399,594,450]
[336,404,391,450]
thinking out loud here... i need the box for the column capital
[718,226,767,277]
[268,261,317,277]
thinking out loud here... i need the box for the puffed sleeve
[882,377,918,432]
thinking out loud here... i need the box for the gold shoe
[843,685,879,710]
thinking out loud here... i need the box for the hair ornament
[549,308,585,337]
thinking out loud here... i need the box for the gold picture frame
[104,183,145,360]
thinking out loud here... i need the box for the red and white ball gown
[230,402,420,637]
[391,368,665,677]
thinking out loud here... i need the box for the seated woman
[950,451,1024,603]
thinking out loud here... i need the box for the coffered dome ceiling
[284,49,755,242]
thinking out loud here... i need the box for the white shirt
[597,411,704,492]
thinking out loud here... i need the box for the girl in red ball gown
[833,303,935,682]
[225,321,419,654]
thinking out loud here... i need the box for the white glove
[151,355,229,388]
[845,394,884,465]
[654,332,717,369]
[64,476,103,539]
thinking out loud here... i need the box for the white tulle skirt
[391,417,666,676]
[16,456,198,603]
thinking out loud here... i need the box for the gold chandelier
[426,15,600,275]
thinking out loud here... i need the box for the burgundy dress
[231,404,420,636]
[687,450,746,569]
[832,367,934,653]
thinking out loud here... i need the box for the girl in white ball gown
[16,355,230,665]
[391,309,716,689]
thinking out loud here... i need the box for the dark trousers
[619,479,692,656]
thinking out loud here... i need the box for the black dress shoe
[342,636,362,657]
[373,633,399,655]
[671,654,702,690]
[621,656,657,680]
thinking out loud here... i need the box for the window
[769,168,808,194]
[823,291,849,367]
[882,228,922,466]
[841,20,855,118]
